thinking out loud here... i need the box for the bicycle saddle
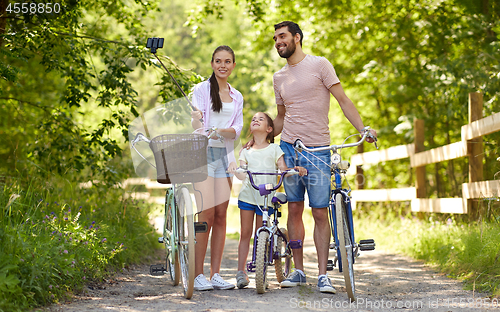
[272,192,287,204]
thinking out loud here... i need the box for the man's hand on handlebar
[365,128,378,144]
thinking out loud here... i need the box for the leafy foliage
[0,176,157,311]
[0,0,202,183]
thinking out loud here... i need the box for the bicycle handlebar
[131,132,156,168]
[233,168,300,192]
[294,126,377,153]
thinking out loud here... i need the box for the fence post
[414,119,426,217]
[356,143,364,190]
[414,119,426,202]
[467,92,484,220]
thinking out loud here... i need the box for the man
[272,21,377,294]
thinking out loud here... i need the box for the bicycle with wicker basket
[293,127,377,302]
[132,131,210,299]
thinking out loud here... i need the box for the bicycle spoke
[255,231,269,294]
[177,187,195,299]
[335,193,356,302]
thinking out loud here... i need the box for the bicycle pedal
[326,259,335,271]
[359,239,375,251]
[194,221,208,233]
[246,261,256,273]
[158,237,164,244]
[360,244,376,251]
[359,239,375,244]
[288,239,303,249]
[149,264,165,276]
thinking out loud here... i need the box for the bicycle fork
[327,191,375,272]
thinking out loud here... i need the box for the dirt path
[43,239,497,312]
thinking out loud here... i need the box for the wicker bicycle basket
[150,133,208,184]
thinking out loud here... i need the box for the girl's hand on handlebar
[294,166,308,176]
[227,162,238,174]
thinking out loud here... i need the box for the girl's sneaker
[194,274,214,291]
[236,270,250,289]
[280,270,306,287]
[210,273,235,290]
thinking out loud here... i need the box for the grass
[0,176,158,311]
[354,202,500,297]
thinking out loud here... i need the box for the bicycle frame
[293,127,377,301]
[132,132,198,299]
[238,169,292,272]
[330,172,356,272]
[234,167,296,293]
[248,201,289,273]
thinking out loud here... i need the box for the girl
[231,112,307,289]
[190,46,243,291]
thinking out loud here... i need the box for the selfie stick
[146,38,203,123]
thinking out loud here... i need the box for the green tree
[0,0,203,183]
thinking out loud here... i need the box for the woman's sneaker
[236,270,250,289]
[210,273,235,290]
[317,274,336,293]
[194,274,214,291]
[280,270,306,287]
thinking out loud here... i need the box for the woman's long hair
[209,45,235,113]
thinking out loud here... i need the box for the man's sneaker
[194,274,214,291]
[280,270,306,287]
[210,273,235,290]
[317,275,336,293]
[236,270,249,289]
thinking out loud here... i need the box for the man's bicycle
[233,167,302,294]
[293,127,377,302]
[132,131,210,299]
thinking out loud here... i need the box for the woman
[190,45,243,291]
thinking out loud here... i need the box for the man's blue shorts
[279,141,331,208]
[238,200,275,216]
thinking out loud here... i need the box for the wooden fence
[349,92,500,217]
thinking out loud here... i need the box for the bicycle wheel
[164,191,180,285]
[274,228,291,283]
[177,187,195,299]
[335,193,355,302]
[255,231,269,294]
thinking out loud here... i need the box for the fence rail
[349,93,499,216]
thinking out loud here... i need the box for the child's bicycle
[233,167,302,294]
[131,130,212,299]
[293,127,377,302]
